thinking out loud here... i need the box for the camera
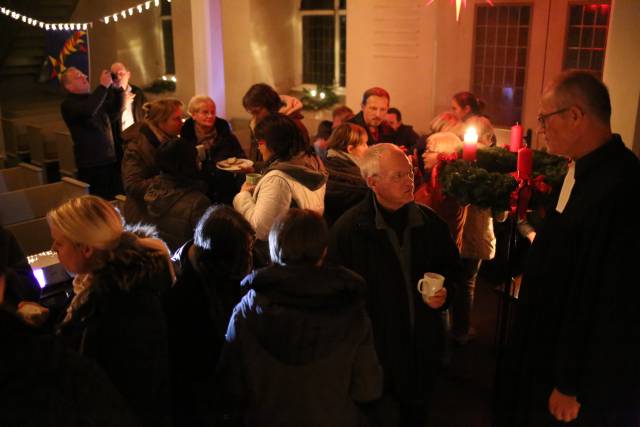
[110,72,118,81]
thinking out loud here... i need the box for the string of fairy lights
[0,0,171,32]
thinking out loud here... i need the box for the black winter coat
[181,117,246,204]
[324,153,368,226]
[218,264,383,427]
[329,194,461,399]
[144,174,210,251]
[0,307,138,427]
[61,85,123,167]
[165,241,244,427]
[57,233,173,427]
[348,112,396,146]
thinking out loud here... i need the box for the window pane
[340,15,346,86]
[563,2,610,75]
[303,16,335,85]
[472,4,531,125]
[301,0,334,10]
[162,20,175,74]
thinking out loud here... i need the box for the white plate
[216,158,253,171]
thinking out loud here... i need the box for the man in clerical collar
[110,62,146,161]
[329,143,460,426]
[348,87,396,145]
[497,71,640,427]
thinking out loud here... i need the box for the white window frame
[300,0,347,88]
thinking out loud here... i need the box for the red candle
[510,124,523,152]
[517,146,533,179]
[462,127,478,161]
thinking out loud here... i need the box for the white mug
[417,272,445,297]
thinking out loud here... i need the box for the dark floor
[427,274,501,427]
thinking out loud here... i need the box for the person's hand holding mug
[425,287,447,309]
[417,272,447,309]
[240,181,255,194]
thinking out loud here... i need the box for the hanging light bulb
[63,23,69,30]
[171,76,177,82]
[104,15,110,24]
[154,0,160,7]
[128,8,134,16]
[82,23,88,30]
[113,14,118,22]
[162,75,167,81]
[21,16,26,22]
[145,1,152,10]
[27,17,32,24]
[70,23,76,30]
[137,5,143,13]
[52,24,57,30]
[45,23,50,30]
[121,11,127,19]
[39,22,44,28]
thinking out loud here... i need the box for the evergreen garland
[438,147,568,211]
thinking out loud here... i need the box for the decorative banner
[0,0,171,31]
[0,7,90,31]
[44,30,89,88]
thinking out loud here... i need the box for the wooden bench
[0,177,89,254]
[0,163,45,192]
[53,130,77,178]
[1,117,29,164]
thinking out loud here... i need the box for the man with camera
[109,62,146,162]
[60,67,124,199]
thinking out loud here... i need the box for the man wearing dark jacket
[110,62,147,162]
[497,72,640,426]
[386,107,420,151]
[348,87,396,146]
[329,143,461,426]
[60,67,123,199]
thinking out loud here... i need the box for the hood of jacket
[265,152,328,191]
[236,264,367,365]
[91,232,173,296]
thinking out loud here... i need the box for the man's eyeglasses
[537,107,570,128]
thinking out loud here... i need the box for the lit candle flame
[464,126,478,143]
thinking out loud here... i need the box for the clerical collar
[574,134,624,180]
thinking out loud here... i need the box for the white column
[190,0,227,117]
[603,0,640,154]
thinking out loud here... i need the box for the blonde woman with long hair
[49,195,173,427]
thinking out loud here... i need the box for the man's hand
[124,91,136,106]
[99,70,113,88]
[549,388,580,422]
[423,287,447,309]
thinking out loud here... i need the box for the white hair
[426,132,462,154]
[359,143,404,180]
[188,95,215,116]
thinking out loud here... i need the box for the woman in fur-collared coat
[49,196,174,427]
